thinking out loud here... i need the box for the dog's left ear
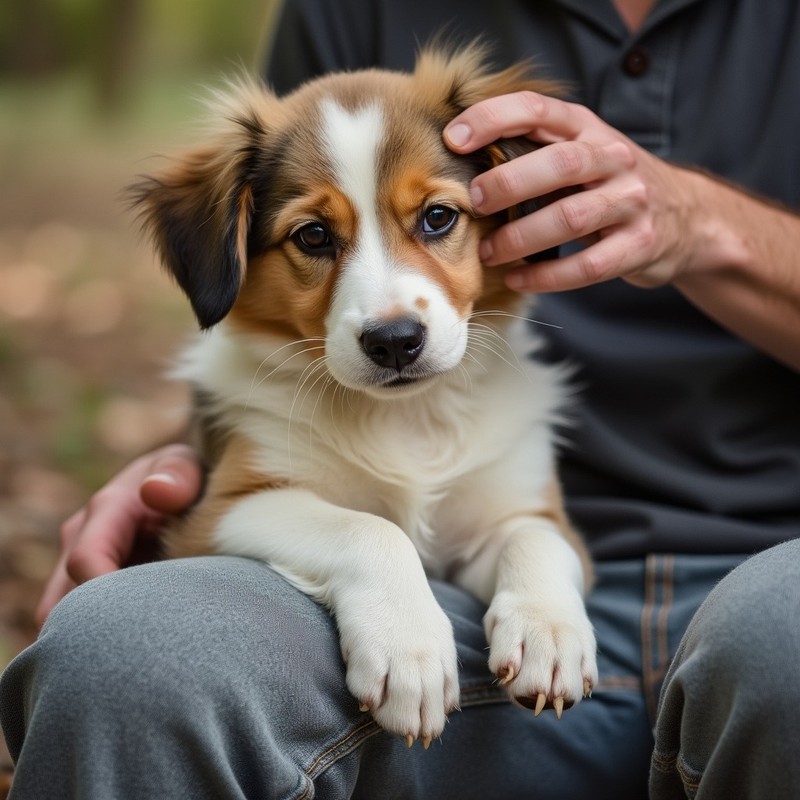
[128,88,272,329]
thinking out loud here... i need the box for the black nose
[361,318,425,370]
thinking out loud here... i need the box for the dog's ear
[413,40,562,117]
[415,43,570,262]
[128,86,273,329]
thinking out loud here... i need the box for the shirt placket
[595,28,682,158]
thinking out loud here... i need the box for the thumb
[139,445,204,514]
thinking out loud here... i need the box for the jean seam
[595,674,641,692]
[641,555,657,723]
[657,555,674,675]
[297,667,649,797]
[642,554,675,725]
[651,747,702,796]
[461,682,514,708]
[297,719,383,798]
[294,688,513,798]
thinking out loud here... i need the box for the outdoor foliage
[0,0,279,773]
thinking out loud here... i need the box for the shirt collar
[549,0,707,42]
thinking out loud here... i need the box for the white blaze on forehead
[319,99,470,391]
[321,99,386,267]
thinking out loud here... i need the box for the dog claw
[422,736,432,750]
[583,680,593,698]
[533,693,547,717]
[359,703,370,713]
[406,735,414,749]
[499,666,516,686]
[554,696,564,719]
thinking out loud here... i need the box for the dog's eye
[291,222,336,257]
[422,205,458,236]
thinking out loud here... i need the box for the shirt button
[623,46,649,77]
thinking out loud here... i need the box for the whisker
[462,347,490,375]
[467,309,562,329]
[455,361,475,393]
[291,356,329,419]
[251,340,326,391]
[467,327,528,377]
[308,373,337,458]
[247,338,325,409]
[287,355,329,471]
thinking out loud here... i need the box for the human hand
[36,444,203,626]
[444,91,704,292]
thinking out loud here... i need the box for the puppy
[130,44,598,747]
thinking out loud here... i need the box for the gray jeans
[2,540,799,799]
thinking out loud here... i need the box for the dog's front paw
[339,600,460,746]
[485,589,597,717]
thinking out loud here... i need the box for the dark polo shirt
[263,0,800,559]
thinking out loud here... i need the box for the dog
[130,44,598,747]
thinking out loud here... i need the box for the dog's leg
[454,511,597,717]
[212,488,460,743]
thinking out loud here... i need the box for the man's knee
[1,558,359,797]
[652,541,800,797]
[677,539,800,693]
[4,557,344,739]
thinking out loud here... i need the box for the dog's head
[131,45,558,397]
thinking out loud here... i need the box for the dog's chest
[313,396,472,498]
[299,391,486,562]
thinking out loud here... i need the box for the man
[3,1,800,797]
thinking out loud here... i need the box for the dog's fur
[131,45,598,744]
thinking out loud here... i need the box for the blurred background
[0,0,278,775]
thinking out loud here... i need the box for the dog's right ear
[128,85,274,329]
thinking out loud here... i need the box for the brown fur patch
[473,266,524,320]
[541,476,594,592]
[164,436,289,558]
[378,169,483,318]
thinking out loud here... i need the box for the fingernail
[479,239,493,262]
[445,123,471,147]
[142,472,179,486]
[470,183,484,210]
[505,272,526,291]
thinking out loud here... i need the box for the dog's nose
[361,318,425,370]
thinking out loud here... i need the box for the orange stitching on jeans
[676,758,702,791]
[641,554,658,724]
[460,682,507,703]
[651,749,677,770]
[595,675,642,692]
[651,749,702,794]
[303,719,380,781]
[642,555,675,726]
[657,554,674,678]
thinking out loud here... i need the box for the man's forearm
[674,169,800,371]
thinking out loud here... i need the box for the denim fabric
[650,539,800,799]
[2,548,794,799]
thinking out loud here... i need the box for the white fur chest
[177,322,562,571]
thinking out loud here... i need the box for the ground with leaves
[0,78,204,777]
